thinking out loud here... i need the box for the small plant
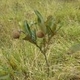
[13,10,62,76]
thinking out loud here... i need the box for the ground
[0,0,80,80]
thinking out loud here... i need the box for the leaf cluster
[18,10,62,47]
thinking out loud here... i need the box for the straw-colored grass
[0,0,80,80]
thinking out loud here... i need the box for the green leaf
[45,15,54,28]
[46,26,52,35]
[31,29,37,43]
[34,10,44,23]
[45,15,55,35]
[45,15,58,34]
[34,10,46,33]
[24,20,32,37]
[51,22,63,34]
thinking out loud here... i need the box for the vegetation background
[0,0,80,80]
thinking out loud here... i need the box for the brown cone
[12,30,21,39]
[36,30,45,38]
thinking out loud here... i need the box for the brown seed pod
[36,30,45,38]
[12,30,21,39]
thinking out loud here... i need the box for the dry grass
[0,0,80,80]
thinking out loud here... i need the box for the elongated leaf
[45,15,54,28]
[46,26,53,35]
[31,29,37,43]
[34,10,44,23]
[45,15,57,34]
[45,15,55,35]
[34,10,46,33]
[24,20,32,37]
[51,22,63,34]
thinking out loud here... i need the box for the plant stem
[35,44,50,76]
[43,53,49,76]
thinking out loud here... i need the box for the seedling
[13,10,62,76]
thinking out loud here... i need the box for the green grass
[0,0,80,80]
